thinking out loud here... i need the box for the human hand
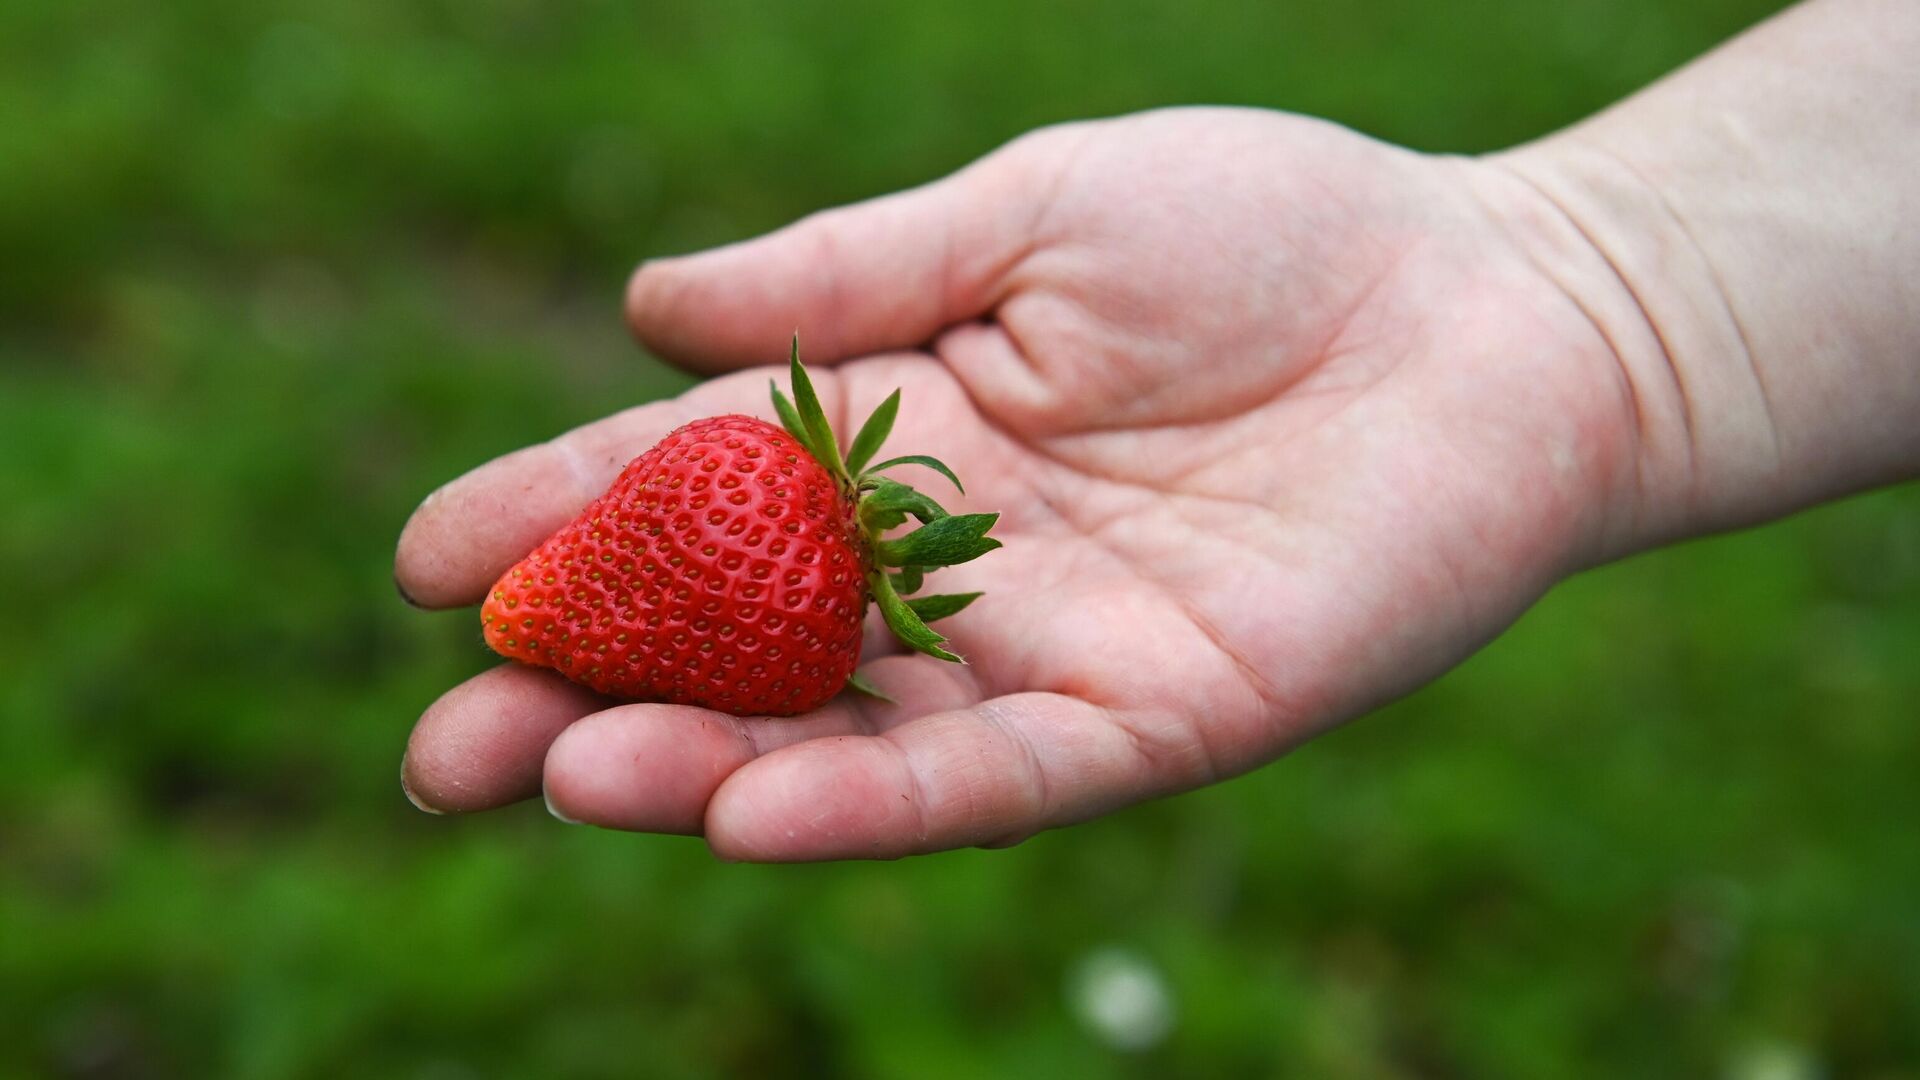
[395,107,1643,859]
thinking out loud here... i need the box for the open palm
[396,108,1636,859]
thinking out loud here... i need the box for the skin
[395,0,1919,860]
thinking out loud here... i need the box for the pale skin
[395,0,1919,860]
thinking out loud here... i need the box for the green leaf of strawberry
[844,388,900,475]
[875,513,1001,568]
[891,565,925,595]
[844,670,899,705]
[864,454,965,494]
[868,569,961,663]
[905,592,983,622]
[769,380,815,457]
[786,336,848,478]
[859,477,948,532]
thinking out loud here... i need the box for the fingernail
[394,570,428,610]
[544,787,582,826]
[400,760,444,815]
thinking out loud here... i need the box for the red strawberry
[480,415,865,713]
[480,340,999,716]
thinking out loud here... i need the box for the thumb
[625,138,1046,372]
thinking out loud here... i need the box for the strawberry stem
[775,339,998,666]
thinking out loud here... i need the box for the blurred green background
[5,0,1918,1076]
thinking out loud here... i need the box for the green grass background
[4,0,1918,1076]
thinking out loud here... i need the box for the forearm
[1489,0,1920,555]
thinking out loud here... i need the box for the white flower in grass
[1068,946,1174,1052]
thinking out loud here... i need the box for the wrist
[1475,136,1792,560]
[1473,0,1920,557]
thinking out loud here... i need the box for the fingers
[539,705,856,835]
[402,663,610,813]
[704,692,1202,861]
[541,654,986,833]
[625,137,1049,373]
[393,369,788,609]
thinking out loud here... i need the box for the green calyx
[770,334,998,671]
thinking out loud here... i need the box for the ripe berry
[479,339,999,716]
